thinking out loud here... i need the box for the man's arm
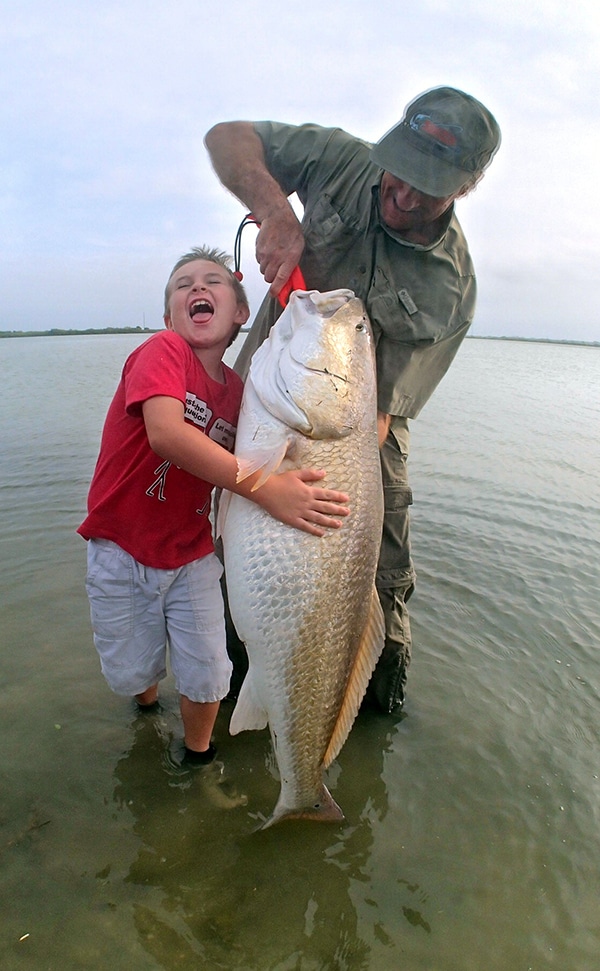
[204,122,304,297]
[142,396,350,536]
[377,411,392,448]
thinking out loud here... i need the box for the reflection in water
[3,337,599,969]
[111,705,417,969]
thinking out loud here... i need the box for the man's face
[379,172,460,239]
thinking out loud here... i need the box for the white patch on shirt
[209,418,237,452]
[185,393,212,429]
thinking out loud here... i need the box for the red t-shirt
[78,330,244,569]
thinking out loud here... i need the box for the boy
[78,246,350,764]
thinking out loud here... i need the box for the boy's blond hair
[164,245,249,315]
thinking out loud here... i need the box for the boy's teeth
[191,300,213,315]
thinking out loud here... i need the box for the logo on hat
[408,113,463,159]
[370,86,501,196]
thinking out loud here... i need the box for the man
[204,86,501,713]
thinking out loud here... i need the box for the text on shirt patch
[185,393,212,428]
[209,418,237,451]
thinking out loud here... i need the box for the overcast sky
[1,0,599,341]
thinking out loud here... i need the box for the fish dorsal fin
[323,585,385,768]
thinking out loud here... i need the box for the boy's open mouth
[189,298,214,320]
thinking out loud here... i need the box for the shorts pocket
[85,540,136,639]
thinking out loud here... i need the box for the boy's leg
[135,684,159,707]
[180,697,220,753]
[85,539,168,699]
[166,552,232,759]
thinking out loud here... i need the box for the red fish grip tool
[276,265,306,307]
[233,213,306,307]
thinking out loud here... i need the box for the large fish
[220,289,384,827]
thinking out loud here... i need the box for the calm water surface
[1,334,599,970]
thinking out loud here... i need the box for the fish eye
[355,322,366,332]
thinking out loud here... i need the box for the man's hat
[370,86,501,197]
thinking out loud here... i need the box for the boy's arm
[142,396,350,537]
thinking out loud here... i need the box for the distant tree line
[0,327,595,346]
[0,326,160,339]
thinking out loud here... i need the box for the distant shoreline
[468,335,599,348]
[0,326,254,339]
[0,327,597,348]
[0,327,161,339]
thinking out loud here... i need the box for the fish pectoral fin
[229,674,269,734]
[235,436,292,491]
[323,584,386,768]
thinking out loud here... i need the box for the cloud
[1,0,599,340]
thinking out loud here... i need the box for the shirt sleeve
[253,121,371,204]
[124,332,188,416]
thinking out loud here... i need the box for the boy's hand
[256,468,350,536]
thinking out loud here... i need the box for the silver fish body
[220,289,384,827]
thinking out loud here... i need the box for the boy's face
[164,259,249,356]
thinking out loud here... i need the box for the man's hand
[255,206,305,298]
[377,411,392,448]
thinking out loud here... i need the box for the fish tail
[261,785,344,829]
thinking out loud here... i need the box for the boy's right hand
[256,468,350,536]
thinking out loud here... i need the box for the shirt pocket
[303,194,361,258]
[368,266,430,345]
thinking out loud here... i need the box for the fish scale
[220,289,385,827]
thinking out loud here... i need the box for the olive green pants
[363,415,416,713]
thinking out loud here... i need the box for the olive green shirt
[234,122,476,419]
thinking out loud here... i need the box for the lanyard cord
[232,212,306,307]
[233,213,260,281]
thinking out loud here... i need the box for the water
[1,334,599,970]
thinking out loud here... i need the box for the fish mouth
[189,298,214,319]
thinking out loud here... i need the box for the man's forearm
[204,122,289,221]
[204,121,304,294]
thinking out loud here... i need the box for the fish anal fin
[229,673,269,735]
[323,585,385,768]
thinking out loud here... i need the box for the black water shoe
[183,743,217,766]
